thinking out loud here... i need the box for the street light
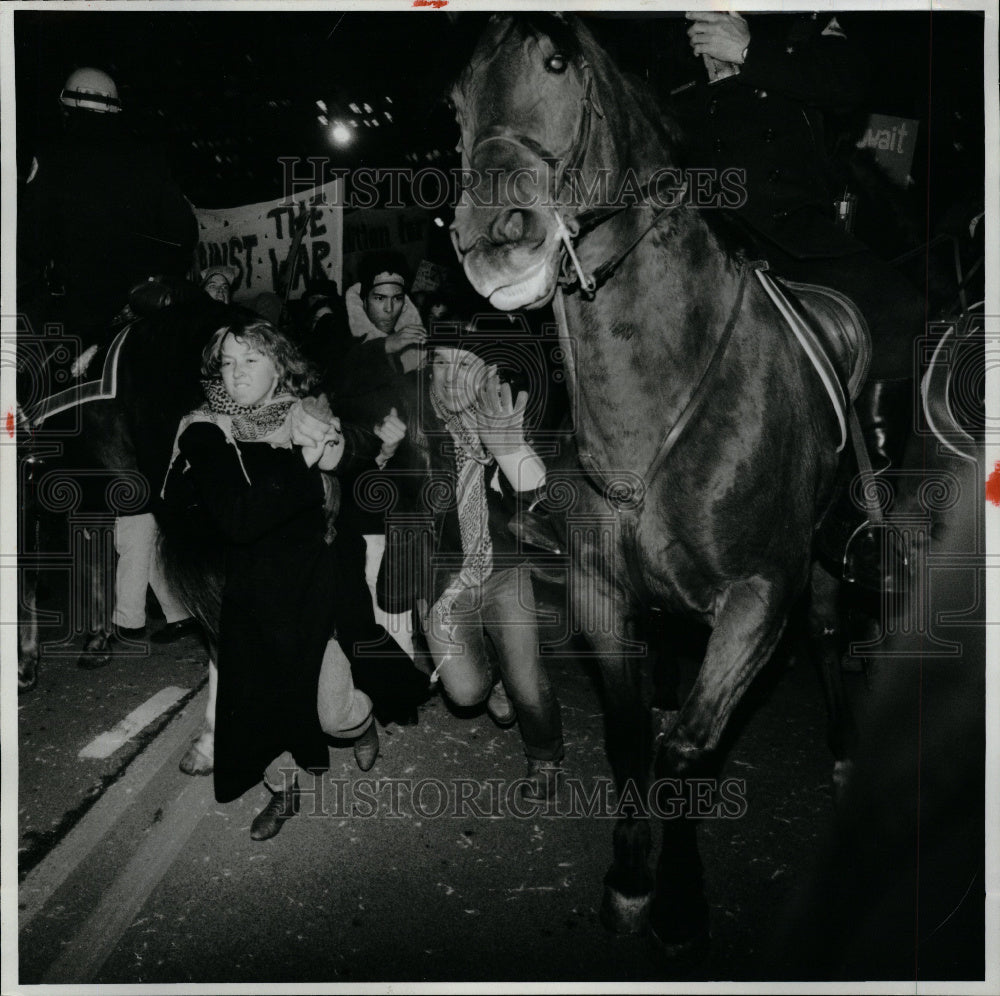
[330,121,353,147]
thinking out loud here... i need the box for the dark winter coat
[669,13,872,259]
[166,421,340,803]
[327,337,411,536]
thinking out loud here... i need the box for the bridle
[459,42,686,299]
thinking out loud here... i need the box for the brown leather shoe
[353,723,380,772]
[250,779,300,840]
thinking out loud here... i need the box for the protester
[162,317,379,839]
[386,328,565,802]
[322,252,429,662]
[201,265,238,305]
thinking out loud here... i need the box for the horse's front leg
[576,569,654,934]
[76,524,116,669]
[651,576,791,948]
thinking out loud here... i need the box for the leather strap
[847,406,884,527]
[554,262,749,510]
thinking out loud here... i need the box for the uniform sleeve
[739,15,871,111]
[177,422,324,545]
[330,338,401,399]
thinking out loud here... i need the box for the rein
[553,261,751,515]
[555,182,686,297]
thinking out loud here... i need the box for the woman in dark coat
[163,317,378,840]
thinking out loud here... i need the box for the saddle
[755,269,871,452]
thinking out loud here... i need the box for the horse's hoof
[648,897,711,963]
[18,660,39,693]
[179,738,214,776]
[600,886,653,935]
[832,758,854,801]
[648,922,711,964]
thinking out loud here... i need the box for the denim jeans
[425,566,563,762]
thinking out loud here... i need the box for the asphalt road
[15,565,985,986]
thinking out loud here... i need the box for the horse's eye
[545,53,568,74]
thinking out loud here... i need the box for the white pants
[112,513,188,629]
[264,638,373,792]
[363,532,415,661]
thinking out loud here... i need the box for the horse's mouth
[484,257,557,310]
[462,241,560,311]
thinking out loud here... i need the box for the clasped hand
[685,11,750,64]
[475,366,529,457]
[291,395,344,470]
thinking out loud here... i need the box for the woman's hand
[475,366,529,457]
[316,427,345,471]
[374,407,407,465]
[291,396,342,469]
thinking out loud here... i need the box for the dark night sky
[14,8,986,221]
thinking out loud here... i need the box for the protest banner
[194,178,343,301]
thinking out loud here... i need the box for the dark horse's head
[450,14,677,310]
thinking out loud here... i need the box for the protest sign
[194,178,343,300]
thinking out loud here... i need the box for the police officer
[19,67,198,357]
[669,13,924,590]
[18,68,199,659]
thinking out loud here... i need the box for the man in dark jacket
[319,252,428,662]
[672,13,923,475]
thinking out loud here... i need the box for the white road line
[78,686,189,760]
[19,687,206,931]
[41,773,216,985]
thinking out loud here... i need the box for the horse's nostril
[493,209,525,245]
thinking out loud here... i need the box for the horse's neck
[558,210,738,476]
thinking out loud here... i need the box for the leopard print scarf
[200,379,296,441]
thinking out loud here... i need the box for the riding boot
[831,379,913,596]
[855,378,913,476]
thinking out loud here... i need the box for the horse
[16,295,229,715]
[449,13,879,952]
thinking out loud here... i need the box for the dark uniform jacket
[19,114,198,339]
[670,13,872,259]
